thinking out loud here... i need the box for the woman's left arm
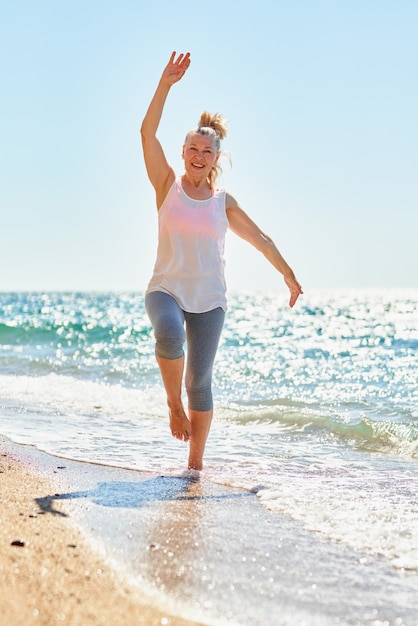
[226,194,303,308]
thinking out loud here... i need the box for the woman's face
[182,133,219,179]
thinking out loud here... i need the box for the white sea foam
[255,471,418,570]
[0,372,163,418]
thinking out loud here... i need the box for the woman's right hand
[160,51,191,86]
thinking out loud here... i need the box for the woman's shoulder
[224,191,240,208]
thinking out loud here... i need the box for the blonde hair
[185,111,228,188]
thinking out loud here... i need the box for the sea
[1,289,418,624]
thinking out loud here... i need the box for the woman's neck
[181,174,213,199]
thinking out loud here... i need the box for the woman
[141,51,302,471]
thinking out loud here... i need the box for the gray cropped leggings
[145,291,225,412]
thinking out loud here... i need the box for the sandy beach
[0,445,203,626]
[2,435,418,626]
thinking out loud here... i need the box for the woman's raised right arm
[140,52,191,207]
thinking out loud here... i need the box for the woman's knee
[154,316,185,359]
[145,292,185,360]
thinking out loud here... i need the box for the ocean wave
[0,320,151,347]
[220,402,418,459]
[0,318,155,383]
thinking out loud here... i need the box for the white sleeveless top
[146,177,229,313]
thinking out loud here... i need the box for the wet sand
[0,441,203,626]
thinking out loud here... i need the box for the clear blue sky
[1,0,417,292]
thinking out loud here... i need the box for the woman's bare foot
[169,407,191,442]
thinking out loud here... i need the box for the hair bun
[198,111,228,140]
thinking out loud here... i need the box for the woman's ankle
[188,458,203,471]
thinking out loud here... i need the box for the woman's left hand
[284,275,303,308]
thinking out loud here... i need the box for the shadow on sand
[35,473,254,517]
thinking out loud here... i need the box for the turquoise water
[1,289,418,581]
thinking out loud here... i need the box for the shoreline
[0,439,204,626]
